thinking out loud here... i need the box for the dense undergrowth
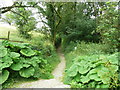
[0,40,60,88]
[63,41,120,88]
[0,26,60,88]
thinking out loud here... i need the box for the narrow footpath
[16,47,70,88]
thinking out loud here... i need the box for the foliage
[63,41,114,55]
[0,70,9,84]
[64,53,119,88]
[60,2,101,47]
[96,2,119,51]
[0,2,119,88]
[20,48,36,57]
[0,40,48,84]
[4,7,37,39]
[0,46,7,57]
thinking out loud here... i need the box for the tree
[96,2,119,51]
[12,7,37,38]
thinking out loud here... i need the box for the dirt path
[16,47,70,88]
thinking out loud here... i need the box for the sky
[0,0,13,7]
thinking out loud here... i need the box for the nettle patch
[0,40,47,84]
[64,53,119,88]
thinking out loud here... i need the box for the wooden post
[8,31,10,40]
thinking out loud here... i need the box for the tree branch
[10,10,28,22]
[0,2,38,14]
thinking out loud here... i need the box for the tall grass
[63,41,117,72]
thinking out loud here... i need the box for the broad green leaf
[100,76,111,84]
[22,64,30,68]
[97,68,111,84]
[78,65,90,74]
[33,64,41,78]
[89,73,101,81]
[67,63,78,77]
[0,70,9,84]
[97,67,109,77]
[92,61,105,68]
[108,65,118,72]
[9,42,28,49]
[108,54,118,65]
[20,48,36,57]
[0,46,7,57]
[10,63,23,71]
[100,84,109,88]
[10,52,20,59]
[30,57,41,67]
[80,75,90,83]
[19,67,35,78]
[88,69,97,74]
[32,57,41,63]
[0,56,13,69]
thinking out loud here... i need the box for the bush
[64,53,120,88]
[0,40,48,85]
[63,41,116,55]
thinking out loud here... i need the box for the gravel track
[16,48,70,88]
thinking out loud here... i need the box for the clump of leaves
[0,46,7,57]
[0,40,48,85]
[64,53,119,88]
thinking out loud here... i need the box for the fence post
[8,31,10,40]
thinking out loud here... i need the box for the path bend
[16,47,70,88]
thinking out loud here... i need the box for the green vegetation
[0,26,60,88]
[64,53,119,88]
[63,42,120,88]
[0,1,119,89]
[0,40,54,84]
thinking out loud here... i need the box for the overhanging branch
[0,2,38,14]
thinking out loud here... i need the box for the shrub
[64,53,120,88]
[64,41,116,55]
[0,40,48,85]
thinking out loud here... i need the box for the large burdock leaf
[97,67,110,84]
[108,53,118,65]
[10,63,23,71]
[33,64,41,78]
[78,65,90,74]
[9,42,27,49]
[80,75,90,84]
[19,67,35,78]
[20,48,36,57]
[31,56,41,63]
[0,70,9,84]
[88,69,97,74]
[89,73,101,81]
[10,52,20,59]
[28,56,41,67]
[0,56,13,69]
[67,63,78,77]
[108,65,118,72]
[0,46,7,57]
